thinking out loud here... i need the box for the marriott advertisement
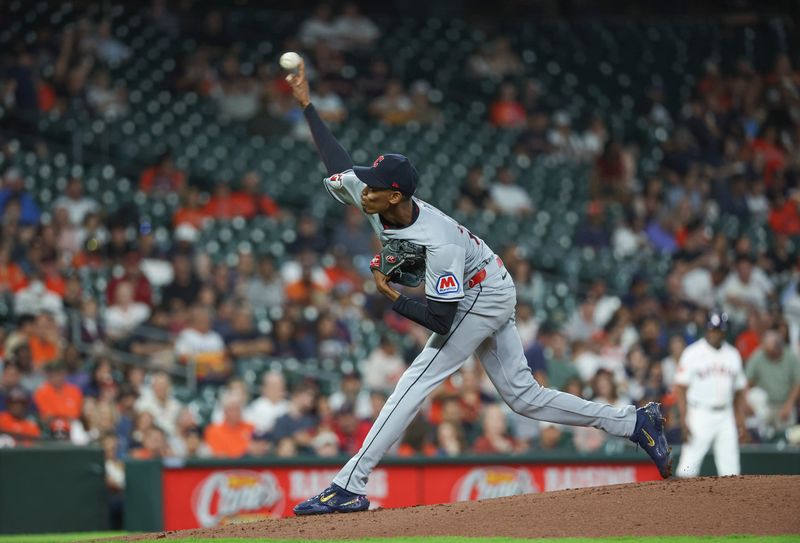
[162,461,661,529]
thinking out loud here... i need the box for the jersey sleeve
[425,243,466,301]
[674,348,694,386]
[323,169,365,208]
[732,349,747,391]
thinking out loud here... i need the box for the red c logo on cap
[373,155,385,167]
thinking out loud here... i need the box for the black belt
[690,403,728,411]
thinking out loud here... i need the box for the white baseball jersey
[675,337,746,478]
[674,338,746,408]
[325,170,495,301]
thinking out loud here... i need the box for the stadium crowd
[1,1,800,500]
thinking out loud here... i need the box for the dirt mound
[123,475,800,540]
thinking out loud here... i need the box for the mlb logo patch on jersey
[436,274,460,295]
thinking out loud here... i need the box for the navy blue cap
[353,154,418,196]
[706,309,729,331]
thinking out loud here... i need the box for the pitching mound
[124,475,800,540]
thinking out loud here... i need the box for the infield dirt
[121,475,800,540]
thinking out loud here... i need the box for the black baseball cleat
[293,483,370,516]
[629,402,673,478]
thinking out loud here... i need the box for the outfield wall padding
[0,446,108,534]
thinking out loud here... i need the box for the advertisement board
[162,462,660,530]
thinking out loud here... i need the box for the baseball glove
[370,239,426,287]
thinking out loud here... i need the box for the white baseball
[279,51,302,70]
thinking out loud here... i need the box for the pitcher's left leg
[713,411,741,476]
[477,317,635,437]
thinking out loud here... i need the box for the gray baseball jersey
[326,169,494,301]
[323,169,638,495]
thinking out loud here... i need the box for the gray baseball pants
[333,264,637,494]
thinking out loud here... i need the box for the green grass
[2,535,798,543]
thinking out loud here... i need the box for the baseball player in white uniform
[674,310,747,477]
[283,59,672,515]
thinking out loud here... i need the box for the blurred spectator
[718,254,773,327]
[575,201,610,249]
[161,254,201,308]
[173,186,206,229]
[565,298,599,342]
[768,191,800,236]
[29,311,62,369]
[88,19,131,66]
[105,281,151,341]
[107,253,153,307]
[489,167,533,216]
[174,306,230,381]
[514,303,539,349]
[746,330,800,433]
[369,80,413,125]
[272,385,317,452]
[86,69,129,119]
[53,176,99,226]
[468,37,523,80]
[245,372,289,434]
[131,426,171,459]
[332,403,370,455]
[543,330,578,391]
[363,335,405,394]
[245,257,285,310]
[472,404,520,454]
[239,171,281,218]
[101,432,125,527]
[591,141,634,202]
[489,83,526,129]
[524,322,556,385]
[434,420,467,457]
[299,4,337,48]
[0,387,41,444]
[0,167,41,225]
[83,357,116,400]
[135,371,182,437]
[311,430,340,457]
[204,393,254,458]
[0,243,27,293]
[581,117,609,159]
[215,54,261,122]
[310,79,346,123]
[224,307,273,361]
[332,3,380,51]
[735,310,767,362]
[536,422,573,451]
[330,371,371,419]
[548,112,583,160]
[331,207,374,260]
[0,361,24,410]
[408,81,441,125]
[139,151,186,195]
[33,361,83,435]
[458,167,494,216]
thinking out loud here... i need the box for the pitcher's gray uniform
[325,169,637,494]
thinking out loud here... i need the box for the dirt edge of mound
[117,475,800,541]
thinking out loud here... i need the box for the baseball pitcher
[283,59,672,515]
